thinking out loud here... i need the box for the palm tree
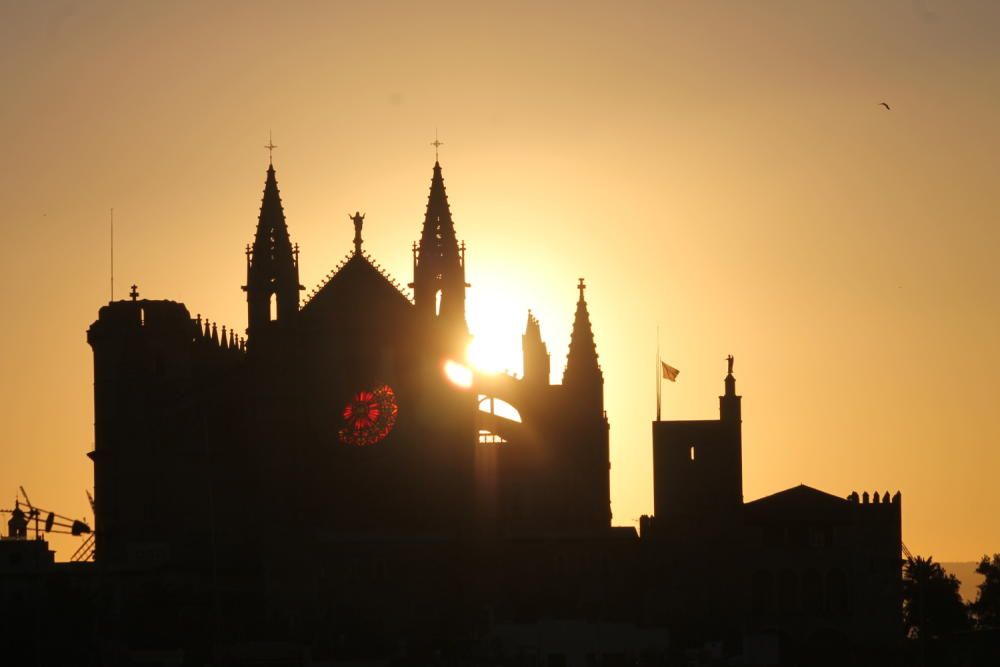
[970,553,1000,629]
[902,555,970,639]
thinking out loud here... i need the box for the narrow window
[269,294,277,321]
[690,445,696,461]
[435,290,442,317]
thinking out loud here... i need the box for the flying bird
[880,102,891,110]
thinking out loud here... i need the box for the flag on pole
[661,361,679,382]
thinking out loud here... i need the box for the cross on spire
[578,278,586,294]
[431,131,444,161]
[265,131,278,164]
[129,284,139,301]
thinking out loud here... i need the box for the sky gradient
[1,0,998,561]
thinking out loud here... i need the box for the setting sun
[466,332,520,375]
[4,2,1000,662]
[464,284,544,377]
[1,0,997,584]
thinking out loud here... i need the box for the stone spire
[253,164,291,258]
[243,161,302,336]
[563,279,603,387]
[522,309,551,385]
[412,160,467,330]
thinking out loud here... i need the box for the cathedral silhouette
[56,155,905,664]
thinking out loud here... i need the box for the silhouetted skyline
[1,1,999,563]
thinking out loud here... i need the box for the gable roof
[744,484,852,521]
[299,251,412,324]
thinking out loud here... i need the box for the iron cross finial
[265,130,278,164]
[431,130,444,161]
[129,284,139,301]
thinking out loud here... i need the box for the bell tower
[652,357,744,521]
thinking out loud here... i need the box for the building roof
[299,251,412,324]
[743,484,852,521]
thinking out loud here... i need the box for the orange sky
[1,1,998,561]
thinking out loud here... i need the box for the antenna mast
[110,208,115,302]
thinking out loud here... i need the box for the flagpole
[656,326,661,422]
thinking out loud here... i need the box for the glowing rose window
[339,384,399,446]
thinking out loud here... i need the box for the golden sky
[1,1,998,561]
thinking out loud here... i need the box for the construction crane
[1,487,93,557]
[71,490,97,562]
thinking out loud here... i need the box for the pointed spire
[563,279,602,386]
[525,309,541,339]
[244,159,303,336]
[418,161,461,271]
[412,159,468,332]
[252,164,292,256]
[523,309,551,385]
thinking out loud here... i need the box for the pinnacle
[563,279,602,385]
[525,310,542,337]
[250,161,294,272]
[418,160,460,265]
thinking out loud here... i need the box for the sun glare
[444,360,474,388]
[467,333,521,375]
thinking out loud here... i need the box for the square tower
[652,361,742,520]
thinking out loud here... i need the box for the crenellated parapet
[847,490,902,506]
[846,490,902,533]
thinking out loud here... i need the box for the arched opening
[269,294,277,322]
[478,395,522,423]
[435,289,442,316]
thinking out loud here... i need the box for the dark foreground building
[641,360,902,663]
[4,156,902,665]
